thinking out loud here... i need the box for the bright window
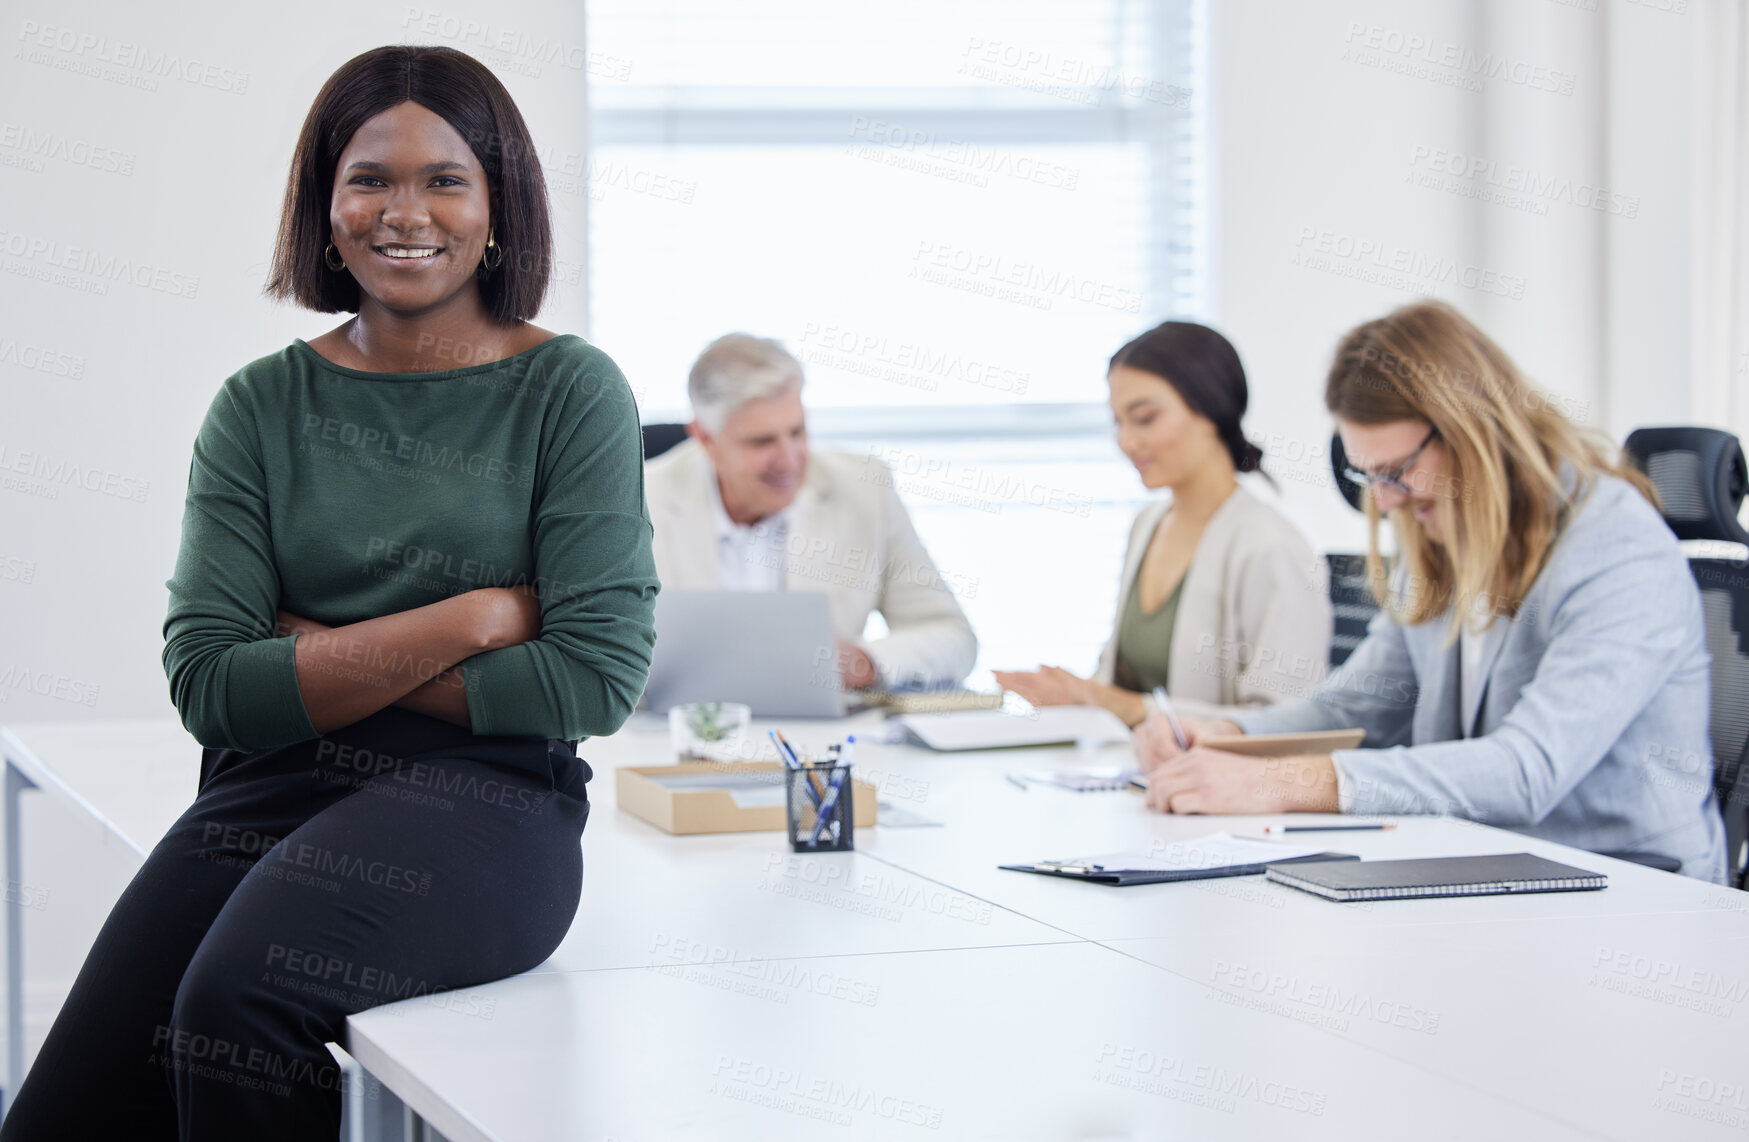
[584,0,1207,677]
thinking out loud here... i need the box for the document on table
[999,831,1358,886]
[896,705,1132,751]
[1011,768,1144,792]
[644,771,788,810]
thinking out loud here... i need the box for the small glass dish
[668,702,754,762]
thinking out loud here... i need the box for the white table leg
[0,755,39,1117]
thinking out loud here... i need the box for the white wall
[0,0,592,723]
[0,0,1707,723]
[1213,0,1696,556]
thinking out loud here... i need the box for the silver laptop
[642,590,850,717]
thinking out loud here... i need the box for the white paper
[725,786,788,810]
[897,705,1131,751]
[1050,832,1328,873]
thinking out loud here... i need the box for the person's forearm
[1274,753,1340,812]
[1087,681,1149,727]
[391,667,474,728]
[292,595,496,733]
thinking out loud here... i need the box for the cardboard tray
[616,762,877,836]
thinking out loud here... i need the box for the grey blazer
[1234,473,1728,882]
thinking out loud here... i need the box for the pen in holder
[785,760,854,853]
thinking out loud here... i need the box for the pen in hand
[1149,686,1190,751]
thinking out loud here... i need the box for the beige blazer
[645,440,978,687]
[1094,485,1331,711]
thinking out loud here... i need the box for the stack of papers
[896,705,1132,751]
[645,771,787,810]
[1011,768,1143,792]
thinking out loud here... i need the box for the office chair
[1324,433,1378,668]
[641,422,690,461]
[1328,431,1367,512]
[1624,427,1749,889]
[1325,554,1376,668]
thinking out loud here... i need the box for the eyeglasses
[1342,427,1437,497]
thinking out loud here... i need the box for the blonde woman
[996,321,1330,726]
[1135,301,1727,882]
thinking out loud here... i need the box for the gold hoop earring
[481,229,504,272]
[323,241,346,271]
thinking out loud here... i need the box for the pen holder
[786,763,854,853]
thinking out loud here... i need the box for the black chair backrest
[1624,426,1749,886]
[1324,436,1375,668]
[1623,427,1749,544]
[1692,559,1749,888]
[1328,433,1366,512]
[1325,553,1377,668]
[641,422,690,462]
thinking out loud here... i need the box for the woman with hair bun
[997,321,1331,726]
[1,45,656,1139]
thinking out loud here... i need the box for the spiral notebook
[1263,853,1607,902]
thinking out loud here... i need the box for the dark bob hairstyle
[1109,320,1268,479]
[265,45,551,323]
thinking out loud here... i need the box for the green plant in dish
[684,702,731,742]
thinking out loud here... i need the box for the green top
[161,335,658,750]
[1113,571,1183,694]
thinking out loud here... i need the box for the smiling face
[1337,417,1456,543]
[693,387,809,525]
[328,101,492,318]
[1108,363,1226,491]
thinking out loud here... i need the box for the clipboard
[1197,729,1365,757]
[999,832,1360,886]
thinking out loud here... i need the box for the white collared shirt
[707,465,789,592]
[1459,596,1504,737]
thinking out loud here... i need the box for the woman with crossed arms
[2,47,657,1139]
[1135,300,1726,882]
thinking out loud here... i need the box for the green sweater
[162,335,658,750]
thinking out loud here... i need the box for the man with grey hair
[645,332,978,690]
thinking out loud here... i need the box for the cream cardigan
[1093,485,1332,712]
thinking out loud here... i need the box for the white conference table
[350,713,1749,1142]
[7,714,1748,1140]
